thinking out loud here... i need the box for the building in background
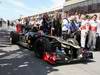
[63,0,100,15]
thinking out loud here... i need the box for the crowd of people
[15,12,100,51]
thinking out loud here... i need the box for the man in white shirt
[62,12,70,40]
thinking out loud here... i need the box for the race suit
[80,20,90,48]
[87,20,97,50]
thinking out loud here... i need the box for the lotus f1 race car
[10,25,93,64]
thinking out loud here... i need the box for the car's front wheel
[34,37,51,58]
[10,31,19,44]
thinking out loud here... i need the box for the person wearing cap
[79,15,90,50]
[87,14,98,50]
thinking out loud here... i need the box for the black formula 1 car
[10,26,93,64]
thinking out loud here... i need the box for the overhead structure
[63,0,100,14]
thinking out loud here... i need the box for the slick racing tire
[34,37,51,58]
[10,31,19,44]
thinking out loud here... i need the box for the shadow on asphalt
[0,46,59,75]
[53,59,96,67]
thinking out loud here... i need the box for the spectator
[52,12,62,37]
[30,18,38,32]
[62,12,70,40]
[16,19,22,33]
[11,22,14,26]
[42,13,51,35]
[97,15,100,37]
[7,20,10,26]
[96,15,100,50]
[69,16,79,33]
[0,18,2,27]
